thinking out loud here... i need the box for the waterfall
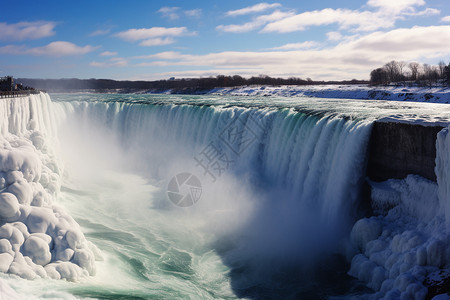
[55,100,373,252]
[5,93,448,299]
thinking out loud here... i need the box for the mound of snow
[0,94,100,282]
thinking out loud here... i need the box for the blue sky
[1,0,449,80]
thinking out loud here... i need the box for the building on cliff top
[0,76,14,91]
[0,76,35,92]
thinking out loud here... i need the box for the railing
[0,90,42,98]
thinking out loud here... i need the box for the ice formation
[347,124,450,300]
[0,93,99,281]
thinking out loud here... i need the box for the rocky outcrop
[367,122,444,182]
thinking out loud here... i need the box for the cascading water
[56,99,372,241]
[0,92,448,299]
[49,96,374,298]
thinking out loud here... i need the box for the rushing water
[1,93,450,299]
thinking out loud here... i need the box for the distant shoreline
[42,84,450,104]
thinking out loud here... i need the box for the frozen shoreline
[205,85,450,104]
[49,84,450,104]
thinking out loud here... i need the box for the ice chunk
[7,180,33,205]
[0,253,13,272]
[46,261,85,281]
[9,252,36,280]
[350,218,382,252]
[66,230,84,249]
[23,235,52,266]
[0,239,12,254]
[72,248,95,275]
[0,193,20,218]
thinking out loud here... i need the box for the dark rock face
[367,122,444,182]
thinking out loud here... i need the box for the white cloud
[132,69,263,81]
[133,25,450,80]
[0,21,56,41]
[100,51,117,56]
[217,10,295,33]
[0,41,98,56]
[339,25,450,54]
[158,7,180,20]
[139,37,175,47]
[226,3,281,17]
[89,29,111,37]
[401,7,440,16]
[115,27,191,41]
[220,0,439,34]
[0,45,25,55]
[185,9,202,18]
[115,26,195,47]
[158,7,202,19]
[134,51,188,60]
[268,41,320,50]
[29,41,98,56]
[366,0,425,13]
[262,8,394,33]
[441,16,450,22]
[91,57,128,67]
[327,31,343,41]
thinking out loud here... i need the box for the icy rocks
[349,175,450,299]
[0,94,99,281]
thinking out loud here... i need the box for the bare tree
[398,61,407,82]
[444,63,450,86]
[422,64,440,86]
[408,62,420,81]
[438,61,446,79]
[384,60,400,83]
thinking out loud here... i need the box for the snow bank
[348,125,450,300]
[208,85,450,103]
[0,93,99,281]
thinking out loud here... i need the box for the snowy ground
[207,85,450,104]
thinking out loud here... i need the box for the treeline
[370,60,450,86]
[18,75,368,93]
